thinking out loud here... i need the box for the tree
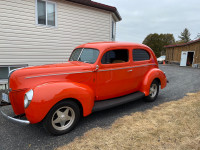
[178,28,191,43]
[143,33,175,57]
[195,33,200,40]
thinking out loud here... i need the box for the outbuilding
[0,0,121,79]
[165,39,200,68]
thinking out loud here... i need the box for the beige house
[0,0,121,79]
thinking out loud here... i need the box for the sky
[94,0,200,43]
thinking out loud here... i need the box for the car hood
[9,61,93,91]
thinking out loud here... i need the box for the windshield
[160,56,166,59]
[69,48,99,64]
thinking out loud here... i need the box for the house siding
[0,0,114,66]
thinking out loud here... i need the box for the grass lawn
[57,92,200,150]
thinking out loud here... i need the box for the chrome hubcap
[149,84,157,98]
[52,106,75,131]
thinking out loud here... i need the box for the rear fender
[140,68,167,96]
[25,82,95,124]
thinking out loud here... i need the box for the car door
[130,48,153,90]
[95,48,133,100]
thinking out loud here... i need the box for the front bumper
[0,101,30,125]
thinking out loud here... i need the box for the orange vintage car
[1,42,167,135]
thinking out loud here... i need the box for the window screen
[37,0,46,25]
[101,49,129,64]
[132,49,150,61]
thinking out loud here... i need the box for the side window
[101,49,129,64]
[112,21,116,41]
[132,49,150,61]
[37,0,56,26]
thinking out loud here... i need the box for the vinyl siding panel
[0,0,113,66]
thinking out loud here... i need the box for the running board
[92,92,145,112]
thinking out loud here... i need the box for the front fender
[25,82,95,124]
[140,68,167,96]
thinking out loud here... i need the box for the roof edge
[66,0,122,21]
[164,38,200,48]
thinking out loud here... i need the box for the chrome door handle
[128,69,133,72]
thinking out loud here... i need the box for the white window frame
[35,0,57,27]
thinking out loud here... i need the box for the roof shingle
[164,38,200,48]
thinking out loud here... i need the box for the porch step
[92,92,145,112]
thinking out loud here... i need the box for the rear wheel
[43,100,80,135]
[145,80,159,102]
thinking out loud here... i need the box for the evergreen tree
[178,28,191,43]
[195,33,200,40]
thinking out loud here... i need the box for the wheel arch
[140,68,167,96]
[25,82,95,124]
[60,98,83,117]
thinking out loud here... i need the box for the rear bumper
[0,101,30,125]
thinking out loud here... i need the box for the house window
[0,65,28,79]
[132,49,150,61]
[37,0,56,26]
[101,49,129,64]
[0,67,9,79]
[112,21,116,41]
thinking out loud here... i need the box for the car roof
[76,42,151,52]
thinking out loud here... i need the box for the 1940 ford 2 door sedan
[1,42,167,135]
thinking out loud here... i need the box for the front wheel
[145,80,159,102]
[43,100,80,135]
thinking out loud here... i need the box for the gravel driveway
[0,65,200,150]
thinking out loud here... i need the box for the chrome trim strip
[132,64,157,68]
[98,66,133,72]
[25,64,157,79]
[0,110,30,125]
[26,71,93,79]
[98,64,157,72]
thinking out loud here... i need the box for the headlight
[24,89,33,108]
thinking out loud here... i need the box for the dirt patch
[57,92,200,150]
